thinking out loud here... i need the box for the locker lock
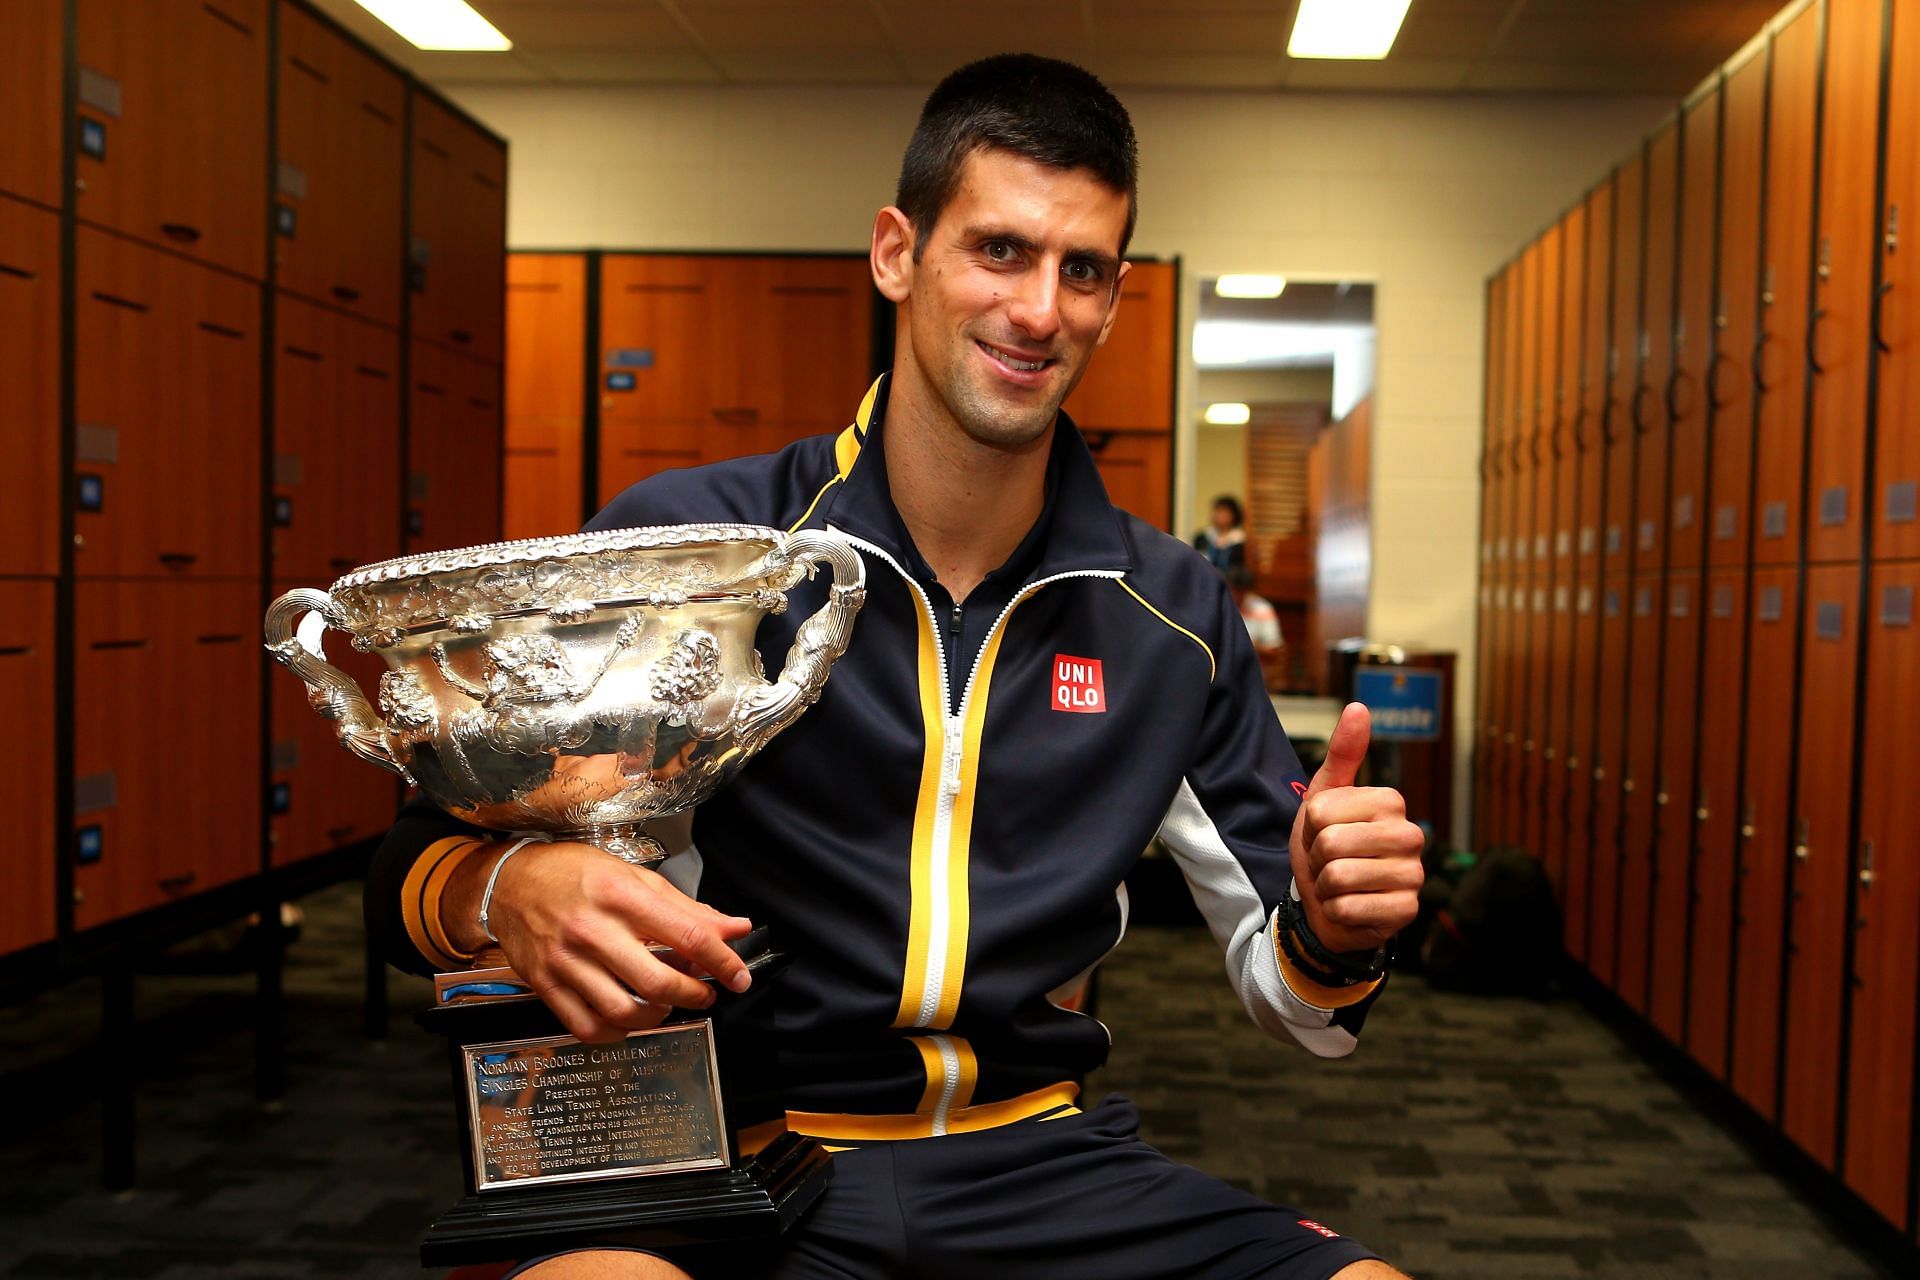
[1593,766,1606,781]
[1858,840,1875,889]
[1622,777,1636,794]
[1695,790,1710,823]
[1793,819,1810,862]
[1655,789,1669,807]
[1740,799,1756,840]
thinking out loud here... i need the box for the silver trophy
[263,523,865,1265]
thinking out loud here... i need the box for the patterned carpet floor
[0,881,1895,1279]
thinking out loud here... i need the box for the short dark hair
[896,54,1138,259]
[1212,495,1244,526]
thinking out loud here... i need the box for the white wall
[444,82,1670,845]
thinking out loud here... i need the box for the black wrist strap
[1281,881,1390,985]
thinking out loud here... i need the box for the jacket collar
[817,374,1135,580]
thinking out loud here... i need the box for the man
[369,54,1423,1279]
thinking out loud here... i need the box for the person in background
[1193,494,1251,587]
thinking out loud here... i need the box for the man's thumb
[1305,702,1370,798]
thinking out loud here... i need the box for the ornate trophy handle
[264,588,412,782]
[733,530,866,745]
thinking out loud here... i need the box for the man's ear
[1094,260,1132,347]
[871,206,915,305]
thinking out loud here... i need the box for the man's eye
[984,241,1016,262]
[1064,260,1100,284]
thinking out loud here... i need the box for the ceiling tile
[510,49,723,84]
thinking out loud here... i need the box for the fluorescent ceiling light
[1288,0,1412,61]
[354,0,511,51]
[1214,275,1287,299]
[1203,402,1252,426]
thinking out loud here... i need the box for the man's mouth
[976,340,1053,373]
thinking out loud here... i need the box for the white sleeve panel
[1155,779,1360,1059]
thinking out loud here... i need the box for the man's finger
[1299,787,1408,845]
[622,872,755,994]
[1305,702,1371,799]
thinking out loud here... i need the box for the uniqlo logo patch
[1298,1220,1340,1239]
[1052,654,1106,713]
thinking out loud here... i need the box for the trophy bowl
[263,523,865,866]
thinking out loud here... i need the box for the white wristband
[478,836,544,945]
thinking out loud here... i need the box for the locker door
[1752,6,1821,567]
[1711,48,1769,570]
[275,0,406,326]
[74,0,269,280]
[1649,572,1701,1042]
[1545,204,1587,890]
[1687,568,1747,1078]
[1807,0,1882,567]
[1730,565,1799,1116]
[1604,155,1645,588]
[338,315,403,570]
[405,339,452,550]
[1842,565,1920,1223]
[1873,0,1920,562]
[272,293,348,581]
[1634,123,1679,572]
[1513,241,1543,853]
[1670,84,1719,575]
[0,197,60,576]
[1781,563,1862,1169]
[1590,579,1629,986]
[1524,226,1563,861]
[505,253,587,540]
[1086,433,1171,532]
[0,0,62,209]
[73,226,262,580]
[0,579,56,956]
[598,254,711,498]
[408,348,503,556]
[453,351,503,550]
[409,91,506,361]
[1476,269,1507,851]
[1617,576,1663,1010]
[74,580,262,930]
[1062,260,1176,432]
[1565,577,1600,961]
[718,256,876,460]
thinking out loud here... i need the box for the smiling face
[886,147,1132,449]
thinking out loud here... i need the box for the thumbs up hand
[1289,702,1426,956]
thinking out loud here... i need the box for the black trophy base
[419,1131,833,1269]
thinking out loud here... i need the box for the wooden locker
[1841,564,1920,1223]
[1476,271,1506,850]
[407,347,503,556]
[1564,575,1600,961]
[1806,0,1882,567]
[1496,249,1532,850]
[1710,46,1769,571]
[1730,564,1798,1116]
[0,196,61,577]
[1523,226,1563,861]
[73,225,262,580]
[1872,0,1920,563]
[1751,5,1821,567]
[505,253,587,540]
[1544,204,1587,892]
[1634,123,1679,572]
[1062,260,1176,433]
[598,254,713,496]
[75,0,269,281]
[267,590,398,868]
[1510,241,1542,853]
[1616,576,1663,1009]
[1085,432,1170,531]
[1649,569,1702,1043]
[275,0,406,327]
[73,580,262,930]
[272,293,401,580]
[1781,563,1862,1169]
[712,256,875,462]
[1687,567,1748,1077]
[0,0,63,210]
[1589,578,1630,986]
[1604,153,1645,582]
[1669,83,1720,576]
[0,579,56,956]
[409,90,506,362]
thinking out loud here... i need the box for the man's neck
[883,366,1051,604]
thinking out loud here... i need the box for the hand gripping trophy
[264,523,865,1266]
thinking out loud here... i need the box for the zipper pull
[942,715,965,796]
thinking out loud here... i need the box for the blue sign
[77,473,104,512]
[605,371,637,391]
[607,348,655,368]
[1353,667,1443,742]
[275,202,297,238]
[273,495,293,527]
[76,825,104,865]
[80,118,106,160]
[270,782,292,815]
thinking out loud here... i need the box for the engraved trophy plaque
[264,523,865,1266]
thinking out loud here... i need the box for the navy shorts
[507,1094,1380,1280]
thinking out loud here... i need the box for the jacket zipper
[834,529,1123,1131]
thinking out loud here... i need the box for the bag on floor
[1419,847,1560,997]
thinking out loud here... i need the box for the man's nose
[1004,266,1063,342]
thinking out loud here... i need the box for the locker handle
[1872,278,1893,356]
[1857,839,1874,890]
[1622,776,1636,794]
[712,407,761,426]
[1528,430,1544,466]
[1665,367,1694,423]
[159,872,198,893]
[1630,384,1655,434]
[450,329,473,344]
[157,552,198,569]
[1807,308,1829,376]
[1793,818,1810,862]
[160,222,202,244]
[1601,397,1622,444]
[326,823,357,844]
[1655,788,1670,807]
[331,284,361,303]
[1705,352,1735,411]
